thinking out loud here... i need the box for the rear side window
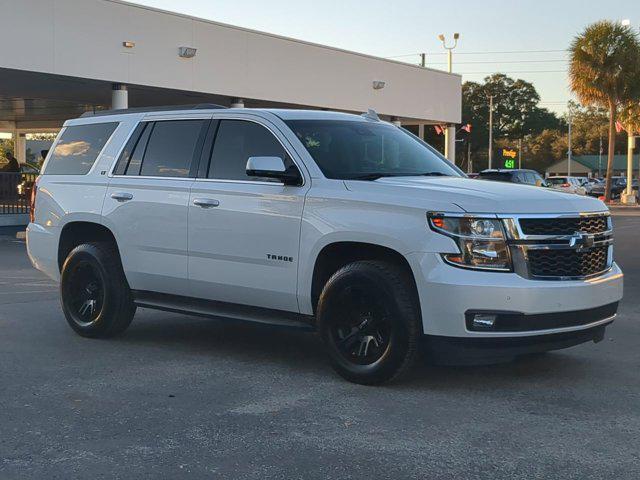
[140,120,207,178]
[114,120,208,178]
[208,120,290,181]
[44,122,118,175]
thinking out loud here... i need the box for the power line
[453,69,568,75]
[384,48,567,58]
[429,59,567,65]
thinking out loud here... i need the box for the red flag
[615,121,624,133]
[461,123,472,133]
[434,125,443,135]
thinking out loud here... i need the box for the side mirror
[246,156,302,186]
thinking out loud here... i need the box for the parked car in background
[572,176,596,195]
[477,169,548,187]
[589,177,637,198]
[546,176,587,195]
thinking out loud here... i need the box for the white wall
[0,0,461,123]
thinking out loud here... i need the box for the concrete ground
[1,217,639,479]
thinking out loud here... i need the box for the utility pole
[438,33,459,164]
[420,53,426,68]
[518,138,522,169]
[488,95,494,169]
[467,141,472,174]
[567,115,572,176]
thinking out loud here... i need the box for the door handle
[111,192,133,202]
[193,198,220,208]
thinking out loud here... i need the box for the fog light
[473,314,497,329]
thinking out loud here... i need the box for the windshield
[285,120,462,180]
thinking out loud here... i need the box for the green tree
[461,74,560,170]
[569,20,640,201]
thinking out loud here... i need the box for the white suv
[27,106,623,384]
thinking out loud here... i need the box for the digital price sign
[500,148,518,169]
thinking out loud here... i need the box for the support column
[230,98,245,108]
[12,130,26,164]
[622,134,637,204]
[444,126,456,163]
[111,83,128,110]
[418,124,425,141]
[390,117,402,127]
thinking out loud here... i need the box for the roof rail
[80,103,228,118]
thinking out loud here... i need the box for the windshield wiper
[349,172,451,181]
[348,173,404,181]
[417,172,449,176]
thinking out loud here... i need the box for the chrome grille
[519,215,609,235]
[527,246,609,278]
[505,213,613,280]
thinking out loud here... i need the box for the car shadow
[117,308,596,390]
[118,308,329,374]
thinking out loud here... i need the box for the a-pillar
[112,83,128,110]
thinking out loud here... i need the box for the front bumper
[423,322,610,365]
[407,252,623,338]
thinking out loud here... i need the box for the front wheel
[60,242,136,338]
[317,260,422,385]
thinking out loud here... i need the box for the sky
[130,0,640,115]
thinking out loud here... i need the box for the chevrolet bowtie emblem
[568,232,595,250]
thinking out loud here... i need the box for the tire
[60,242,136,338]
[317,260,422,385]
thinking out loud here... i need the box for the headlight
[427,213,512,271]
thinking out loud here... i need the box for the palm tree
[569,21,640,201]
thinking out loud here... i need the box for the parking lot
[0,215,638,479]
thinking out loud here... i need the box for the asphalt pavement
[1,216,639,479]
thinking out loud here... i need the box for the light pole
[488,95,494,169]
[438,33,459,163]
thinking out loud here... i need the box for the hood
[344,176,608,214]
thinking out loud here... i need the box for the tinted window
[113,123,145,176]
[126,123,153,176]
[477,172,513,182]
[140,120,206,178]
[523,172,537,185]
[532,173,546,186]
[44,123,118,175]
[209,120,290,181]
[548,177,568,185]
[285,120,460,180]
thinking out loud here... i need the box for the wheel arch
[57,221,120,271]
[309,241,420,315]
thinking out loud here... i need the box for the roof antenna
[361,109,380,122]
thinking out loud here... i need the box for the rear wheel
[317,260,421,385]
[60,242,136,338]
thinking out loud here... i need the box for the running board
[132,290,315,331]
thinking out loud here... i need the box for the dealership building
[0,0,461,222]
